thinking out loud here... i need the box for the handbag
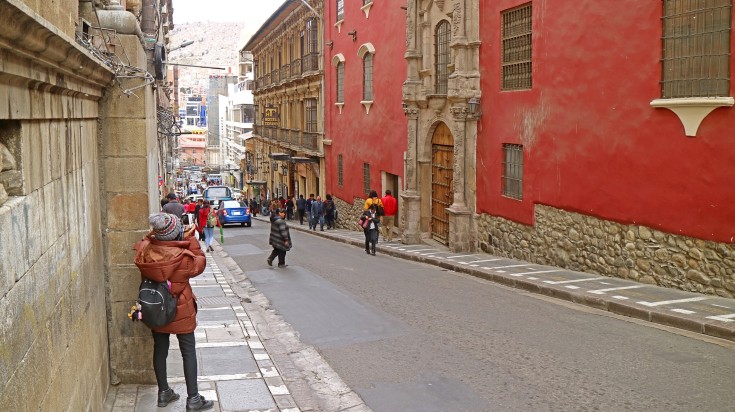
[360,217,369,229]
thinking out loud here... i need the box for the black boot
[157,388,179,407]
[186,394,214,411]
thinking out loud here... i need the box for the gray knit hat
[149,213,181,241]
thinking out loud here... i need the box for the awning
[290,156,319,163]
[269,152,291,160]
[246,180,268,186]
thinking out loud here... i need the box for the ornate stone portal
[402,0,480,252]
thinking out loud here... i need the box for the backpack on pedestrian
[206,208,217,228]
[133,278,178,328]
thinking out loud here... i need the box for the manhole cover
[197,296,242,306]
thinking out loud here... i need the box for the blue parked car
[218,200,251,227]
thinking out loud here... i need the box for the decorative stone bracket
[361,1,373,18]
[650,97,734,137]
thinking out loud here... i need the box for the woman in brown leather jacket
[133,213,213,411]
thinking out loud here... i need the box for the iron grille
[661,0,732,98]
[363,53,374,100]
[501,3,533,90]
[337,0,344,21]
[363,0,372,5]
[338,154,344,186]
[337,62,345,103]
[502,144,523,200]
[363,163,370,195]
[435,20,451,94]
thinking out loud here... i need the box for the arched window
[363,53,373,101]
[435,20,451,94]
[337,62,345,103]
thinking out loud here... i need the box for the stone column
[447,105,473,252]
[401,106,422,244]
[101,33,159,384]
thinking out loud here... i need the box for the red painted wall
[478,0,735,243]
[324,1,407,203]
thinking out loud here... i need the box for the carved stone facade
[403,0,481,252]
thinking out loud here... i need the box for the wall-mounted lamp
[281,163,288,175]
[468,97,482,119]
[326,40,334,49]
[347,30,357,42]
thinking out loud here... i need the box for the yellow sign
[263,106,279,126]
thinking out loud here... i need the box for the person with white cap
[133,213,213,411]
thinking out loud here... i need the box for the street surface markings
[588,285,645,295]
[254,353,270,361]
[671,308,696,314]
[196,341,248,348]
[565,285,581,289]
[705,314,735,323]
[487,264,531,270]
[527,277,539,280]
[198,390,218,403]
[446,254,478,259]
[508,269,562,277]
[409,248,436,253]
[459,258,503,265]
[638,297,709,307]
[711,304,733,309]
[421,252,440,256]
[198,306,231,311]
[248,340,265,349]
[268,385,290,395]
[612,295,629,300]
[191,374,261,382]
[543,277,606,285]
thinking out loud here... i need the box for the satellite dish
[154,43,166,81]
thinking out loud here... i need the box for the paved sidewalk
[274,216,735,343]
[104,253,303,412]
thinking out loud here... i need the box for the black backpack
[138,278,177,328]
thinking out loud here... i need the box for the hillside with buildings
[168,22,247,68]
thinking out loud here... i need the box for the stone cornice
[0,0,115,96]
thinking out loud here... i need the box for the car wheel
[241,223,245,226]
[246,222,251,227]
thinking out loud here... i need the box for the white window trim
[357,42,376,59]
[360,100,373,114]
[335,102,344,114]
[650,97,734,137]
[361,1,373,18]
[331,53,345,67]
[334,19,344,33]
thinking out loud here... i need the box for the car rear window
[222,201,241,208]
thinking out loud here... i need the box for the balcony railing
[271,69,280,84]
[302,52,318,73]
[281,64,290,82]
[291,58,301,78]
[301,132,318,151]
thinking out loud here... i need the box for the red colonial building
[475,1,734,294]
[324,0,407,225]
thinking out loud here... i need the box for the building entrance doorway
[430,123,453,244]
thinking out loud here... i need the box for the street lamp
[170,40,194,52]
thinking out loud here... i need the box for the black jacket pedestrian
[269,215,292,251]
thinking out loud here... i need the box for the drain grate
[197,296,242,306]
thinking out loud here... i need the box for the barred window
[337,0,344,21]
[661,0,732,98]
[306,18,318,54]
[337,62,345,103]
[338,154,344,186]
[363,163,370,195]
[363,53,374,100]
[501,3,533,90]
[502,144,523,200]
[363,0,372,5]
[305,98,318,132]
[435,21,451,94]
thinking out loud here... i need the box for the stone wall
[333,196,367,232]
[0,1,115,410]
[478,204,735,298]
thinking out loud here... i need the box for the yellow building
[243,0,325,200]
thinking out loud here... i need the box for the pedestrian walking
[285,195,295,220]
[198,200,216,252]
[310,195,325,231]
[132,213,214,411]
[380,190,398,241]
[162,192,185,217]
[296,194,306,225]
[194,199,205,241]
[324,194,336,229]
[363,189,384,213]
[266,208,292,268]
[360,204,380,255]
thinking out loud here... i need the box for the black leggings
[153,331,198,397]
[364,229,378,253]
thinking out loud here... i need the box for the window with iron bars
[337,0,344,21]
[502,144,523,200]
[337,62,345,103]
[338,154,344,186]
[363,0,372,5]
[305,98,318,132]
[435,20,451,94]
[501,3,533,90]
[363,53,374,100]
[363,163,370,195]
[661,0,732,98]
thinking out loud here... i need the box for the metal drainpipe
[141,0,156,36]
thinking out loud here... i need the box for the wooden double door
[430,123,454,244]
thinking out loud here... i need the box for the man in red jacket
[381,190,398,242]
[133,213,213,411]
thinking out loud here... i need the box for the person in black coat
[267,209,292,268]
[360,203,380,255]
